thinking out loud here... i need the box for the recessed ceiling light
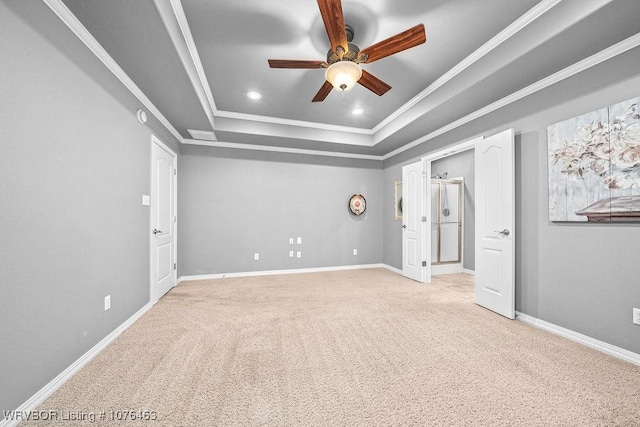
[247,91,262,100]
[352,108,364,115]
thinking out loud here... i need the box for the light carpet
[21,268,640,426]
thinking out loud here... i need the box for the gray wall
[383,46,640,355]
[179,145,383,276]
[0,1,181,413]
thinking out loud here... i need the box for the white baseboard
[432,263,463,275]
[1,303,153,427]
[178,263,387,284]
[516,311,640,367]
[380,265,474,276]
[382,264,403,275]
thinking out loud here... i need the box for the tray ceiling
[56,0,640,158]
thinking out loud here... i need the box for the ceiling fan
[268,0,427,102]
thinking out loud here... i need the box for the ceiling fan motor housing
[327,42,360,64]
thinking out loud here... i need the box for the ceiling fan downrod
[327,25,360,64]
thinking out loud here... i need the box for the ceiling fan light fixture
[325,61,362,92]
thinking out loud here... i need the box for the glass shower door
[432,180,462,265]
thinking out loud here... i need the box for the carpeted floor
[21,268,640,426]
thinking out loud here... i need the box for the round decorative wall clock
[349,194,366,215]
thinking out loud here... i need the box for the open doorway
[401,139,478,284]
[402,130,515,318]
[422,138,480,280]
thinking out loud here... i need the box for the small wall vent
[187,129,217,141]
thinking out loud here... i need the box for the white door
[150,137,177,303]
[475,129,515,318]
[402,161,428,282]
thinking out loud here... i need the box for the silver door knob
[494,229,510,236]
[152,228,162,235]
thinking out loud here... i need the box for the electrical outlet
[289,250,294,257]
[633,308,640,326]
[297,251,301,258]
[254,253,259,261]
[297,237,302,244]
[353,249,358,255]
[104,295,111,311]
[289,237,294,245]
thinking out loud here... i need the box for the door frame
[421,136,482,283]
[150,135,178,303]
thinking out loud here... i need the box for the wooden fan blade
[268,59,327,69]
[312,80,334,102]
[317,0,348,55]
[359,24,426,64]
[358,70,391,96]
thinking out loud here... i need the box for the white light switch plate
[142,195,150,206]
[297,237,302,244]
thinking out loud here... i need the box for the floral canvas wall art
[547,96,640,222]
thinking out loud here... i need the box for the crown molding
[215,110,374,136]
[182,138,383,161]
[371,0,563,136]
[42,0,185,144]
[382,32,640,161]
[166,0,217,120]
[45,0,637,161]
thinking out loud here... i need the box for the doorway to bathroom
[401,129,516,319]
[430,177,465,275]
